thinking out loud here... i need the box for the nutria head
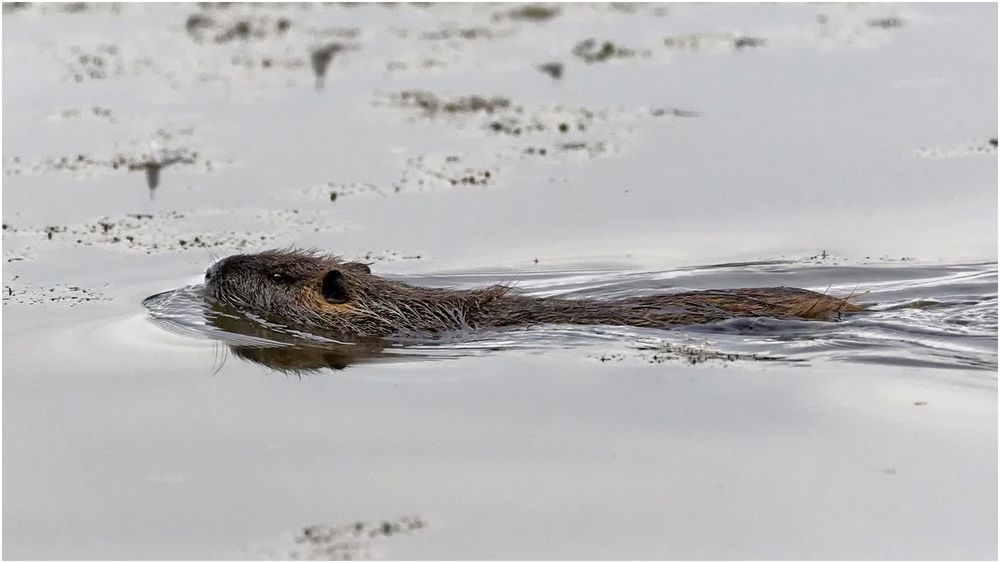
[203,249,508,338]
[204,249,374,330]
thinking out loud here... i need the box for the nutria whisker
[211,341,228,376]
[798,284,833,319]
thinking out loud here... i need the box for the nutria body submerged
[204,250,863,338]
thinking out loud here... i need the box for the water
[3,3,997,560]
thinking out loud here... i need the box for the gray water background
[2,3,997,559]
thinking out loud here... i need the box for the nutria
[203,249,864,338]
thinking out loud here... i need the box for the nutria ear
[321,270,349,304]
[343,262,371,275]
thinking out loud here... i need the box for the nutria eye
[271,273,289,283]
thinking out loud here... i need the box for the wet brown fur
[204,249,864,338]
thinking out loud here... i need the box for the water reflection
[310,43,345,91]
[205,301,390,372]
[128,158,179,197]
[127,148,196,198]
[143,286,402,373]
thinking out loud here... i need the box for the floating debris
[2,208,343,255]
[914,139,998,159]
[537,61,564,79]
[635,343,790,365]
[185,13,215,39]
[665,31,766,53]
[184,12,293,43]
[3,283,110,307]
[733,36,767,50]
[867,17,906,29]
[420,27,500,41]
[572,39,635,63]
[243,516,427,560]
[500,4,560,22]
[391,91,512,116]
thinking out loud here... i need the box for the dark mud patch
[384,20,517,70]
[226,53,308,74]
[660,12,918,55]
[493,4,561,22]
[635,344,790,365]
[3,2,122,15]
[390,90,512,117]
[352,250,424,263]
[50,42,179,86]
[3,146,204,178]
[2,127,218,186]
[299,181,394,201]
[664,32,767,52]
[400,155,496,189]
[41,106,116,124]
[913,139,999,159]
[184,13,293,43]
[572,38,646,63]
[381,91,696,138]
[650,107,700,118]
[384,56,453,73]
[37,8,362,92]
[485,105,695,138]
[419,27,511,41]
[373,90,697,195]
[1,2,30,15]
[3,281,110,307]
[1,209,343,255]
[181,10,359,87]
[537,61,564,79]
[733,36,767,50]
[867,17,906,29]
[282,154,497,202]
[242,516,426,560]
[60,43,125,82]
[523,141,619,162]
[303,26,360,40]
[595,343,789,366]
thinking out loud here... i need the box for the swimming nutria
[203,249,863,338]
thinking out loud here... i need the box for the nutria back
[203,249,863,338]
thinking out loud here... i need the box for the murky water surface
[3,3,997,560]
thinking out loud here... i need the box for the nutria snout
[204,249,864,338]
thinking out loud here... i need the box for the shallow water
[3,2,998,560]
